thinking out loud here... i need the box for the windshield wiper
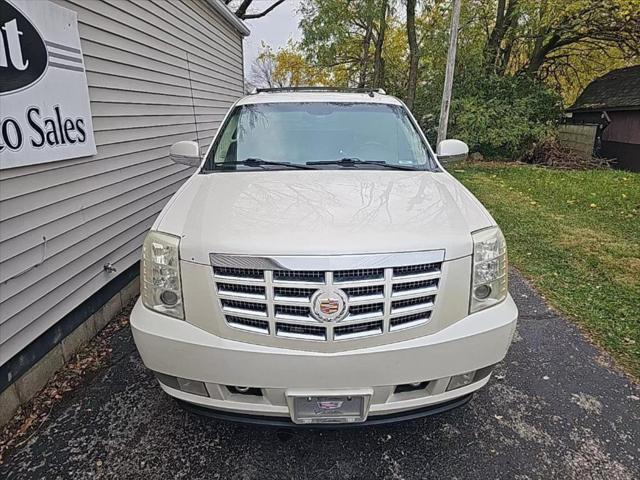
[306,158,419,171]
[215,158,316,170]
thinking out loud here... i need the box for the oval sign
[0,0,48,94]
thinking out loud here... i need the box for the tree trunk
[497,41,513,75]
[405,0,418,108]
[526,33,559,76]
[358,20,374,88]
[484,0,506,71]
[484,0,518,74]
[524,1,554,76]
[372,0,388,89]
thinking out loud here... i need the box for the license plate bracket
[288,391,372,424]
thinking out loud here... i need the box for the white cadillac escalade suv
[130,88,518,426]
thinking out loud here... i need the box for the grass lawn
[451,162,640,378]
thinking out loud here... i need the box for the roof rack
[253,86,387,97]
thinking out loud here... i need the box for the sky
[242,0,302,75]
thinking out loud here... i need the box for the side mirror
[437,139,469,164]
[169,141,200,167]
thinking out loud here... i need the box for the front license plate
[291,395,368,424]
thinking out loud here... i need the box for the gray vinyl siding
[0,0,245,364]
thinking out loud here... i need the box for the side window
[214,113,240,164]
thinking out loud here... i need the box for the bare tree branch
[239,0,286,20]
[234,0,253,18]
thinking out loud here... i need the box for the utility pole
[436,0,462,151]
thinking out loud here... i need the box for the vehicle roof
[236,91,404,106]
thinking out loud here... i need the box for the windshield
[202,102,437,171]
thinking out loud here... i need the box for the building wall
[601,111,640,145]
[566,110,640,171]
[557,123,598,158]
[0,0,245,365]
[601,111,640,172]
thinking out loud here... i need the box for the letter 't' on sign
[0,0,48,94]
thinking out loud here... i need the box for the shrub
[449,74,562,158]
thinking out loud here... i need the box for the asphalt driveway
[1,271,638,479]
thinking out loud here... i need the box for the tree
[372,0,390,88]
[358,0,376,87]
[405,0,419,108]
[299,0,392,87]
[520,0,639,78]
[249,43,329,88]
[226,0,286,19]
[250,44,278,88]
[294,0,637,156]
[476,0,640,81]
[483,0,519,74]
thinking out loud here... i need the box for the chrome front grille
[211,251,444,343]
[214,266,264,280]
[390,312,432,331]
[334,268,384,283]
[275,304,312,321]
[276,323,326,340]
[390,295,436,315]
[343,285,385,300]
[273,287,315,302]
[334,320,384,340]
[393,262,441,278]
[217,283,266,299]
[273,270,325,284]
[225,316,270,334]
[220,299,267,317]
[348,303,385,320]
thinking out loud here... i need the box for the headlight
[470,226,508,313]
[141,231,184,319]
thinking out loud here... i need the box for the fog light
[394,381,429,394]
[474,284,492,299]
[447,371,476,391]
[177,377,208,396]
[160,290,179,306]
[154,372,179,390]
[227,385,263,396]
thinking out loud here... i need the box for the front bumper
[131,295,517,422]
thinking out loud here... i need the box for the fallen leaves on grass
[452,162,640,379]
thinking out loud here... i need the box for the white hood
[156,170,495,264]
